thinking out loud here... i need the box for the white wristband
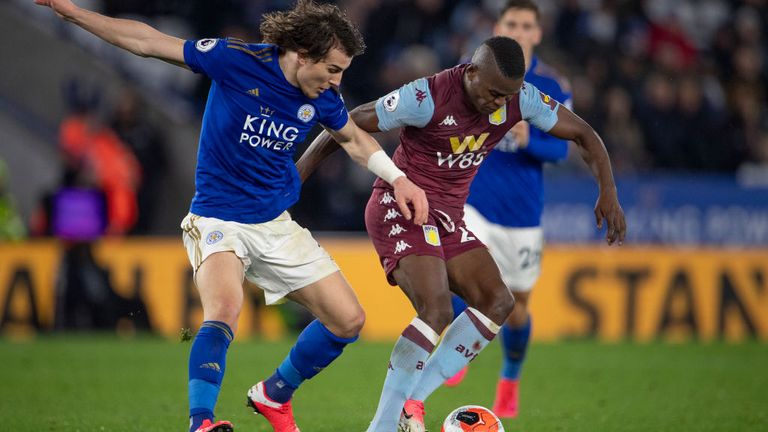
[367,150,406,185]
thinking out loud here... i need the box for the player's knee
[416,301,453,333]
[477,288,515,325]
[508,295,529,326]
[204,303,241,330]
[328,307,365,339]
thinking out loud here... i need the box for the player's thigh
[392,254,453,331]
[243,213,340,306]
[484,226,544,292]
[446,247,513,324]
[181,213,248,326]
[287,271,364,338]
[196,251,246,324]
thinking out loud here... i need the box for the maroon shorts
[364,187,485,285]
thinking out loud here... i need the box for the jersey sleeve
[519,81,560,133]
[318,91,350,132]
[374,78,435,131]
[184,38,235,82]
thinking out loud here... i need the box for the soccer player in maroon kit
[298,36,626,432]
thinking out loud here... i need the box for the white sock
[366,318,439,432]
[409,308,500,401]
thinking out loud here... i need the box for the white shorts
[463,205,543,292]
[180,212,339,305]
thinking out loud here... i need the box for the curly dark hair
[260,0,366,62]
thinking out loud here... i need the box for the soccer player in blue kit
[36,1,428,432]
[446,0,574,419]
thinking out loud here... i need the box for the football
[441,405,505,432]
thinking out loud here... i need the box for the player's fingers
[618,212,627,245]
[594,208,604,229]
[413,194,428,225]
[396,196,413,221]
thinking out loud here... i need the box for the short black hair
[500,0,540,21]
[482,36,525,78]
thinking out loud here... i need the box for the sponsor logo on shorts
[379,191,395,205]
[206,230,224,245]
[388,224,407,237]
[297,104,315,123]
[196,38,218,52]
[394,240,412,254]
[423,225,441,246]
[384,208,402,222]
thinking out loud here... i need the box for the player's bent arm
[326,117,404,185]
[36,0,186,67]
[548,107,627,244]
[296,102,380,182]
[547,108,615,195]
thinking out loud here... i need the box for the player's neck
[279,50,301,88]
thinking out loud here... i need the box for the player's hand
[34,0,78,19]
[594,188,626,246]
[392,176,429,225]
[510,120,530,148]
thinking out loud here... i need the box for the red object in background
[59,115,142,235]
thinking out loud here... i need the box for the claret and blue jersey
[183,38,349,223]
[466,55,572,227]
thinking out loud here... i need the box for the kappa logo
[206,230,224,245]
[297,104,315,123]
[384,208,402,222]
[394,240,412,254]
[439,115,457,126]
[379,191,395,205]
[196,38,218,52]
[415,89,427,106]
[423,225,441,246]
[388,224,407,237]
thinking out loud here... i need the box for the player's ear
[296,49,310,66]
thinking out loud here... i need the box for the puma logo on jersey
[394,240,412,254]
[388,224,407,237]
[379,192,395,205]
[384,208,402,222]
[439,115,457,126]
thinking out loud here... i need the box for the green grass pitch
[1,336,766,431]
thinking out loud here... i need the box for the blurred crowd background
[0,0,766,238]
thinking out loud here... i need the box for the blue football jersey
[466,56,572,227]
[184,38,349,223]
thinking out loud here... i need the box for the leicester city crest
[297,104,316,123]
[206,230,224,245]
[489,105,507,125]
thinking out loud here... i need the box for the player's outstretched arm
[547,108,626,245]
[35,0,186,67]
[297,102,381,181]
[297,102,429,225]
